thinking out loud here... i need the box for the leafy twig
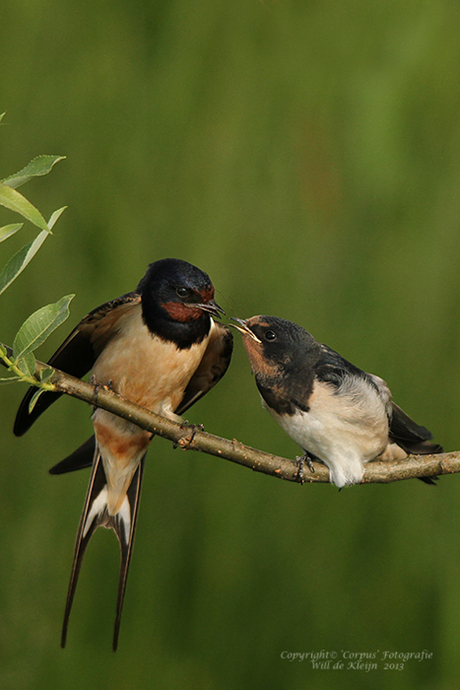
[2,346,454,486]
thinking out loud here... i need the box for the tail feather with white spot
[61,448,145,651]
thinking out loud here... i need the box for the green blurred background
[1,1,460,688]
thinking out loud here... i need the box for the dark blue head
[137,259,224,347]
[233,315,320,368]
[232,315,322,414]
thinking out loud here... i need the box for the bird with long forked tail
[14,258,233,650]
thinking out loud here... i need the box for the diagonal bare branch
[2,343,457,485]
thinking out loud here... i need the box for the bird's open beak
[194,300,226,317]
[230,317,262,343]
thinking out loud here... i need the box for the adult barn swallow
[14,258,233,649]
[233,315,442,489]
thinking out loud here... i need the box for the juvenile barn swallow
[14,258,233,649]
[233,315,442,489]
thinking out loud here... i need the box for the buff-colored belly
[90,307,211,514]
[91,307,210,416]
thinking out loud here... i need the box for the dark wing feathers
[317,346,443,453]
[316,345,442,487]
[388,403,443,485]
[14,292,141,436]
[15,285,233,649]
[49,436,96,474]
[60,450,107,648]
[112,456,145,651]
[390,402,443,455]
[176,322,233,415]
[314,343,373,390]
[48,322,233,475]
[60,450,146,650]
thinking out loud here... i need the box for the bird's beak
[230,317,262,343]
[194,300,226,317]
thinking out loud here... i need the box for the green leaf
[0,376,22,385]
[13,294,74,359]
[0,183,49,232]
[0,229,48,297]
[0,223,23,242]
[1,155,66,190]
[47,206,67,231]
[28,387,48,413]
[0,113,5,125]
[0,209,65,297]
[39,366,54,383]
[15,351,36,377]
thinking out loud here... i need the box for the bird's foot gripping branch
[12,258,235,650]
[4,347,454,488]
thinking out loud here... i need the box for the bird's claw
[295,454,305,484]
[90,376,113,394]
[90,375,103,402]
[295,451,316,484]
[174,422,204,449]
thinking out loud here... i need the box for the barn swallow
[232,315,442,489]
[14,258,233,650]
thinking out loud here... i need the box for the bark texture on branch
[5,348,456,485]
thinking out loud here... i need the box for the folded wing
[14,293,141,436]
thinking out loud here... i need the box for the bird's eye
[264,330,277,341]
[176,286,191,299]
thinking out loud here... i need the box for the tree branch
[3,344,458,485]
